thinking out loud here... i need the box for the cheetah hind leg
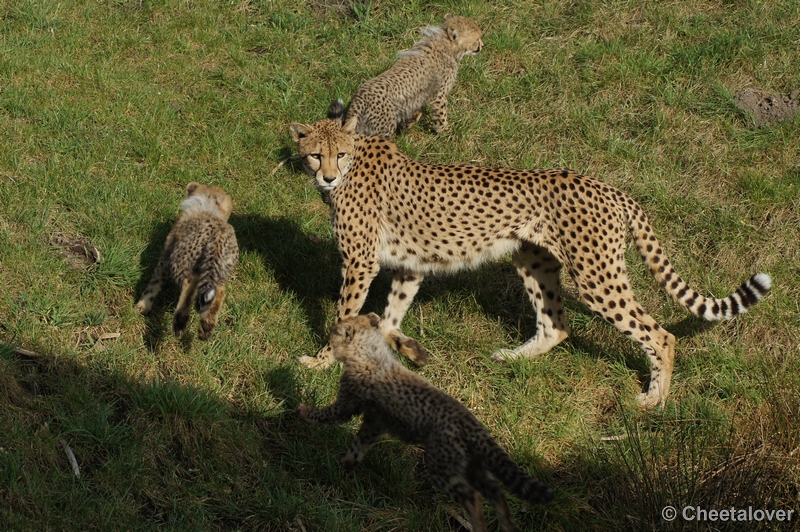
[492,244,570,363]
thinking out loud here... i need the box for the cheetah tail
[625,201,772,321]
[482,442,554,504]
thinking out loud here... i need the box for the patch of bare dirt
[734,87,799,128]
[50,233,101,269]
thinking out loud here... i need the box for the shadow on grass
[230,213,395,345]
[0,343,361,530]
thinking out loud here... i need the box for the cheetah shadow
[229,213,397,348]
[134,219,199,353]
[413,268,717,386]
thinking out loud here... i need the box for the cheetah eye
[309,153,321,160]
[337,152,346,159]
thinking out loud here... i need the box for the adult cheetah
[289,105,771,407]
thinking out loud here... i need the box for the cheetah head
[290,110,357,192]
[181,182,234,221]
[442,14,483,60]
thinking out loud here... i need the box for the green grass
[1,0,799,530]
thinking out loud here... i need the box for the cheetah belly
[378,232,521,274]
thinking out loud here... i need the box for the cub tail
[481,438,554,504]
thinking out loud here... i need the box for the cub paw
[297,403,313,421]
[198,320,215,340]
[172,313,189,338]
[340,455,358,469]
[298,346,335,369]
[135,300,150,315]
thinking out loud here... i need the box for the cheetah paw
[636,392,663,408]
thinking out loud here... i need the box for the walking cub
[289,109,772,407]
[298,313,553,532]
[136,182,239,340]
[344,14,482,138]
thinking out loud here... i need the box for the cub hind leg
[426,448,488,532]
[197,284,226,340]
[172,276,199,338]
[136,260,168,315]
[468,465,521,532]
[492,243,570,362]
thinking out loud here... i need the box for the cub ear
[186,182,200,195]
[443,13,453,20]
[366,313,381,328]
[343,115,358,134]
[290,122,312,143]
[334,322,355,344]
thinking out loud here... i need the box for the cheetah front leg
[381,269,429,365]
[492,244,570,362]
[299,260,381,369]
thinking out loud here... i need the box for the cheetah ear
[343,115,358,134]
[290,122,312,143]
[186,182,200,196]
[443,13,453,21]
[366,313,381,328]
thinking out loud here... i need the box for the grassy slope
[1,0,798,530]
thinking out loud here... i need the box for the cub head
[330,313,383,362]
[181,182,234,221]
[290,105,358,192]
[442,14,483,60]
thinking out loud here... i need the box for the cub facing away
[298,313,553,532]
[136,182,239,340]
[289,109,772,407]
[344,14,482,138]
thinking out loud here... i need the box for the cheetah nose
[322,176,336,184]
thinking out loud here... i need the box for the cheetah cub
[136,182,239,340]
[298,313,553,532]
[344,14,482,138]
[290,109,772,407]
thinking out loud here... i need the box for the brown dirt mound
[734,87,799,128]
